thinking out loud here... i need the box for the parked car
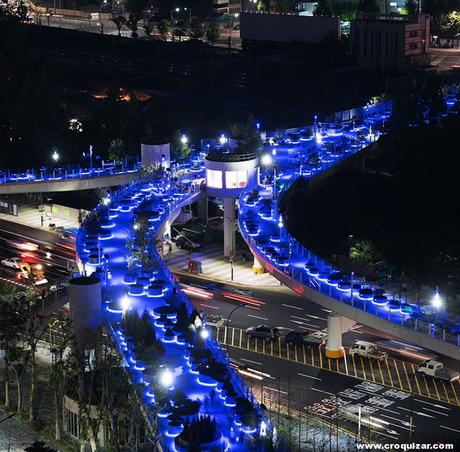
[284,330,325,347]
[349,341,387,361]
[245,325,278,340]
[416,360,460,382]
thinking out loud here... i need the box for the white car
[2,257,28,270]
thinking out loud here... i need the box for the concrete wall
[0,172,138,194]
[240,12,340,44]
[141,143,171,168]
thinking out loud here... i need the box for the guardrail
[238,101,460,359]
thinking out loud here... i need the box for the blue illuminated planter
[137,276,151,287]
[359,288,374,300]
[99,231,113,240]
[129,284,145,296]
[148,285,164,297]
[174,430,223,452]
[337,281,351,291]
[388,300,402,312]
[373,295,388,306]
[307,267,320,276]
[327,272,344,286]
[88,254,100,265]
[124,272,137,284]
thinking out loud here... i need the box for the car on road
[204,314,225,328]
[349,341,388,361]
[416,360,460,382]
[245,325,278,340]
[283,330,325,347]
[2,257,30,272]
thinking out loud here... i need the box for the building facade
[350,13,430,71]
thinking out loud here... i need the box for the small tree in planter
[176,415,220,449]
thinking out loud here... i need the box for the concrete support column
[325,312,345,359]
[252,254,265,274]
[69,275,102,363]
[223,197,235,257]
[196,198,208,225]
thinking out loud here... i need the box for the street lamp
[199,327,210,340]
[219,134,228,146]
[52,149,59,162]
[89,144,93,171]
[225,303,249,359]
[120,295,130,312]
[180,134,188,145]
[159,367,174,388]
[228,255,234,281]
[431,290,442,309]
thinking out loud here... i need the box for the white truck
[349,341,388,361]
[416,360,460,382]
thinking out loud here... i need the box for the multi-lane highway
[178,273,460,445]
[0,219,74,289]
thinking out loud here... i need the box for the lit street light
[52,149,59,162]
[199,327,210,340]
[219,134,228,146]
[159,367,174,388]
[181,134,188,145]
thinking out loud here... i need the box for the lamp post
[432,288,442,322]
[228,255,234,281]
[225,303,249,362]
[89,145,93,171]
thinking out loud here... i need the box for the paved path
[165,243,280,287]
[0,204,77,231]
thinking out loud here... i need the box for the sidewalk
[0,204,77,232]
[165,243,280,287]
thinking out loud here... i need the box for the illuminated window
[225,170,248,189]
[226,171,238,189]
[206,169,222,188]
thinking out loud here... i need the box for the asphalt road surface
[178,272,460,446]
[0,219,74,288]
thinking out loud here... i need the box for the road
[177,272,460,445]
[0,218,74,288]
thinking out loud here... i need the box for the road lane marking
[262,338,266,355]
[414,398,450,409]
[294,345,298,362]
[240,357,262,366]
[298,372,322,381]
[441,381,450,404]
[422,407,448,416]
[270,339,273,355]
[385,360,394,387]
[200,303,219,310]
[432,379,441,400]
[281,304,303,310]
[398,407,435,418]
[369,359,376,382]
[423,375,431,398]
[360,356,367,380]
[265,387,288,394]
[305,314,327,321]
[411,364,421,395]
[440,425,460,433]
[402,362,411,391]
[351,355,358,378]
[248,314,268,321]
[450,382,460,406]
[343,353,349,375]
[309,387,333,396]
[377,360,385,385]
[393,359,403,390]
